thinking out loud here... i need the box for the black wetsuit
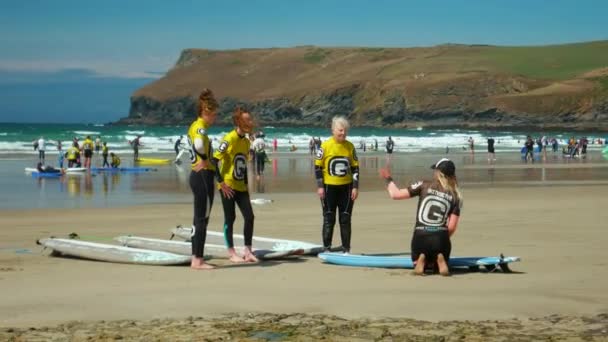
[174,138,182,155]
[386,139,394,154]
[524,140,534,160]
[407,181,461,264]
[321,183,355,250]
[487,138,495,153]
[220,190,254,248]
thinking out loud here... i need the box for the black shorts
[488,147,495,153]
[411,230,451,263]
[84,150,93,158]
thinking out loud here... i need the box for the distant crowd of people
[33,135,120,172]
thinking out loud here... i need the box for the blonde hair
[331,116,350,131]
[435,171,462,203]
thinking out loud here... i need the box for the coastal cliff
[119,41,608,130]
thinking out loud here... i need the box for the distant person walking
[467,137,475,155]
[273,138,278,152]
[95,136,102,155]
[174,135,183,156]
[102,142,110,168]
[253,132,267,180]
[487,137,496,161]
[130,135,142,162]
[82,135,94,169]
[37,136,46,163]
[386,136,394,155]
[524,136,534,163]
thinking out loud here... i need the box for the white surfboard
[169,226,327,255]
[114,236,303,260]
[37,238,190,265]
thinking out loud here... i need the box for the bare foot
[191,257,215,270]
[437,253,450,276]
[413,254,426,276]
[229,254,246,263]
[243,252,259,263]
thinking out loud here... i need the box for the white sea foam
[73,131,101,136]
[124,130,146,135]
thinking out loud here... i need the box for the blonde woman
[379,158,462,276]
[314,116,359,253]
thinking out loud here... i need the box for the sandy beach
[1,178,607,340]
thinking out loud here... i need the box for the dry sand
[1,185,607,340]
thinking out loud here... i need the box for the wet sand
[1,182,607,340]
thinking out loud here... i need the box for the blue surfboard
[318,253,520,270]
[31,172,62,178]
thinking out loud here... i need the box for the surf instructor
[187,88,219,270]
[379,158,462,276]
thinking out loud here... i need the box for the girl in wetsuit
[187,89,219,270]
[314,116,359,253]
[380,158,462,276]
[212,106,258,263]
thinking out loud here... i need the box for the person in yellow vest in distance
[110,153,121,168]
[102,142,110,168]
[67,142,80,168]
[82,135,94,169]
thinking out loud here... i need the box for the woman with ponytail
[379,158,462,276]
[187,88,219,270]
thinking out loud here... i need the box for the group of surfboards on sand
[187,89,462,275]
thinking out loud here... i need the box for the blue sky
[1,0,606,77]
[0,0,606,123]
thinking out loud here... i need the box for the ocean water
[1,122,606,156]
[1,123,607,210]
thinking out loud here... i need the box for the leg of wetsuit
[202,170,215,233]
[234,191,254,246]
[337,183,354,251]
[322,184,339,249]
[189,170,210,258]
[221,191,237,248]
[255,155,263,175]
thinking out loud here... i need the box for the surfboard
[25,167,87,173]
[318,252,520,272]
[37,238,190,265]
[170,226,327,255]
[114,235,303,260]
[135,158,171,165]
[91,167,155,172]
